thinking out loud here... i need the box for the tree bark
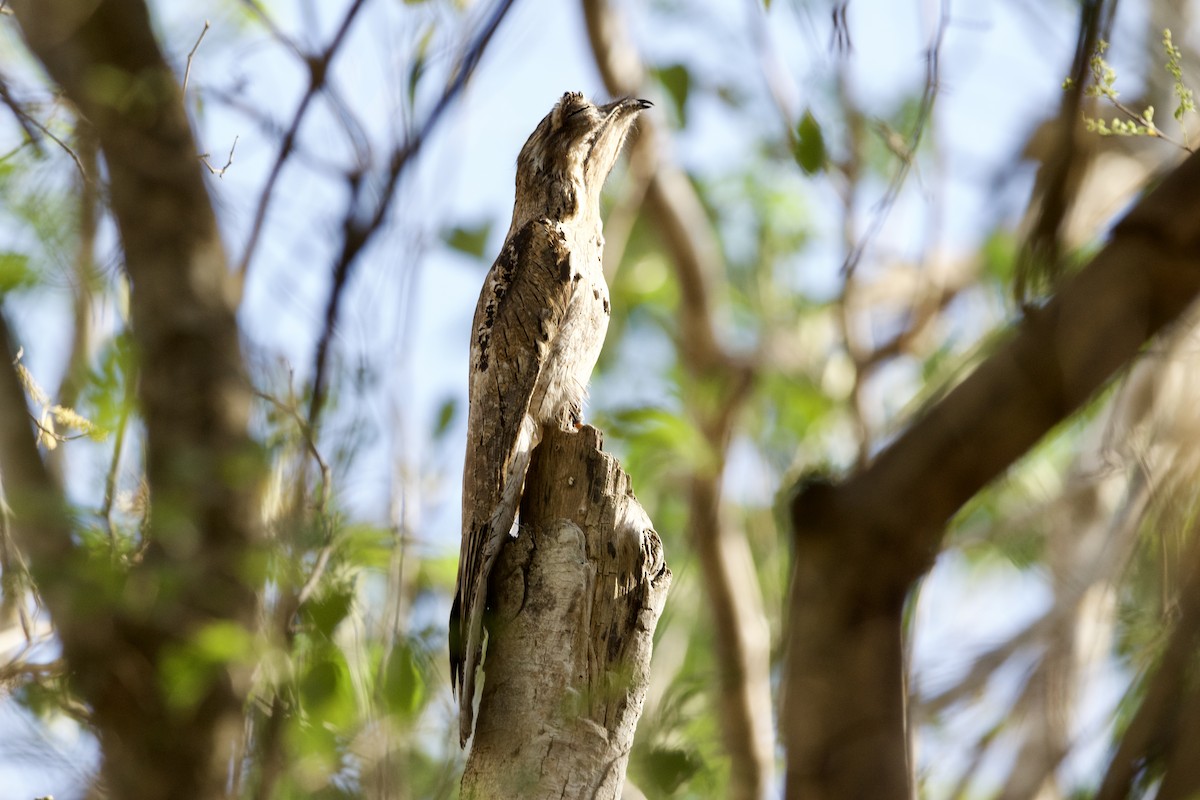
[785,150,1200,799]
[461,425,671,799]
[11,2,262,798]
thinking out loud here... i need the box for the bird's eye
[568,106,588,118]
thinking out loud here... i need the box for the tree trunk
[461,425,671,799]
[784,150,1200,799]
[12,3,262,798]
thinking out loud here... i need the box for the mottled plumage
[450,91,650,746]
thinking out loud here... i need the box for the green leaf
[300,659,342,708]
[192,621,254,663]
[980,229,1017,284]
[0,252,37,293]
[442,221,492,259]
[384,640,425,718]
[792,109,826,175]
[340,523,394,571]
[407,23,435,108]
[296,646,358,729]
[641,746,703,794]
[82,331,136,433]
[433,397,456,440]
[303,587,354,638]
[161,622,254,711]
[655,64,691,125]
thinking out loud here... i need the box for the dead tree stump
[461,425,671,799]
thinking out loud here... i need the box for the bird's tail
[451,413,538,747]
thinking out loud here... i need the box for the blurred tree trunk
[9,2,262,798]
[784,149,1200,799]
[581,2,776,795]
[461,426,670,799]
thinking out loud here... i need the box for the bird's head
[511,91,651,229]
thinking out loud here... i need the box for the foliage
[1,0,1200,798]
[1069,30,1198,150]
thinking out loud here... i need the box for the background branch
[304,0,517,430]
[12,1,264,797]
[785,146,1200,799]
[582,2,774,796]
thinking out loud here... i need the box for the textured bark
[11,2,262,798]
[461,425,670,799]
[452,93,650,746]
[785,150,1200,799]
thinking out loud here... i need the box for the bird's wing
[451,218,575,745]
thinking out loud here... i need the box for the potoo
[450,91,650,746]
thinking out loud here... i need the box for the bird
[450,91,651,747]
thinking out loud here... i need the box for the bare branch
[857,280,964,373]
[786,146,1200,799]
[238,0,302,57]
[235,0,372,281]
[831,1,851,53]
[1015,0,1120,302]
[582,0,733,374]
[199,135,238,177]
[0,73,41,147]
[304,0,517,431]
[582,2,774,797]
[840,0,949,279]
[0,75,89,180]
[182,19,210,95]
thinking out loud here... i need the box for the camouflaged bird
[450,91,651,746]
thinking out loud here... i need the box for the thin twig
[253,388,331,510]
[295,545,335,609]
[27,414,92,445]
[0,657,64,683]
[238,0,303,57]
[0,75,40,147]
[204,85,356,177]
[858,280,964,372]
[1104,97,1194,153]
[831,1,851,53]
[236,0,372,280]
[199,135,238,177]
[256,384,338,610]
[0,487,35,642]
[99,367,136,550]
[182,20,210,95]
[841,0,949,278]
[0,77,88,181]
[304,0,518,432]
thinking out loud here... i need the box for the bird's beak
[599,97,653,116]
